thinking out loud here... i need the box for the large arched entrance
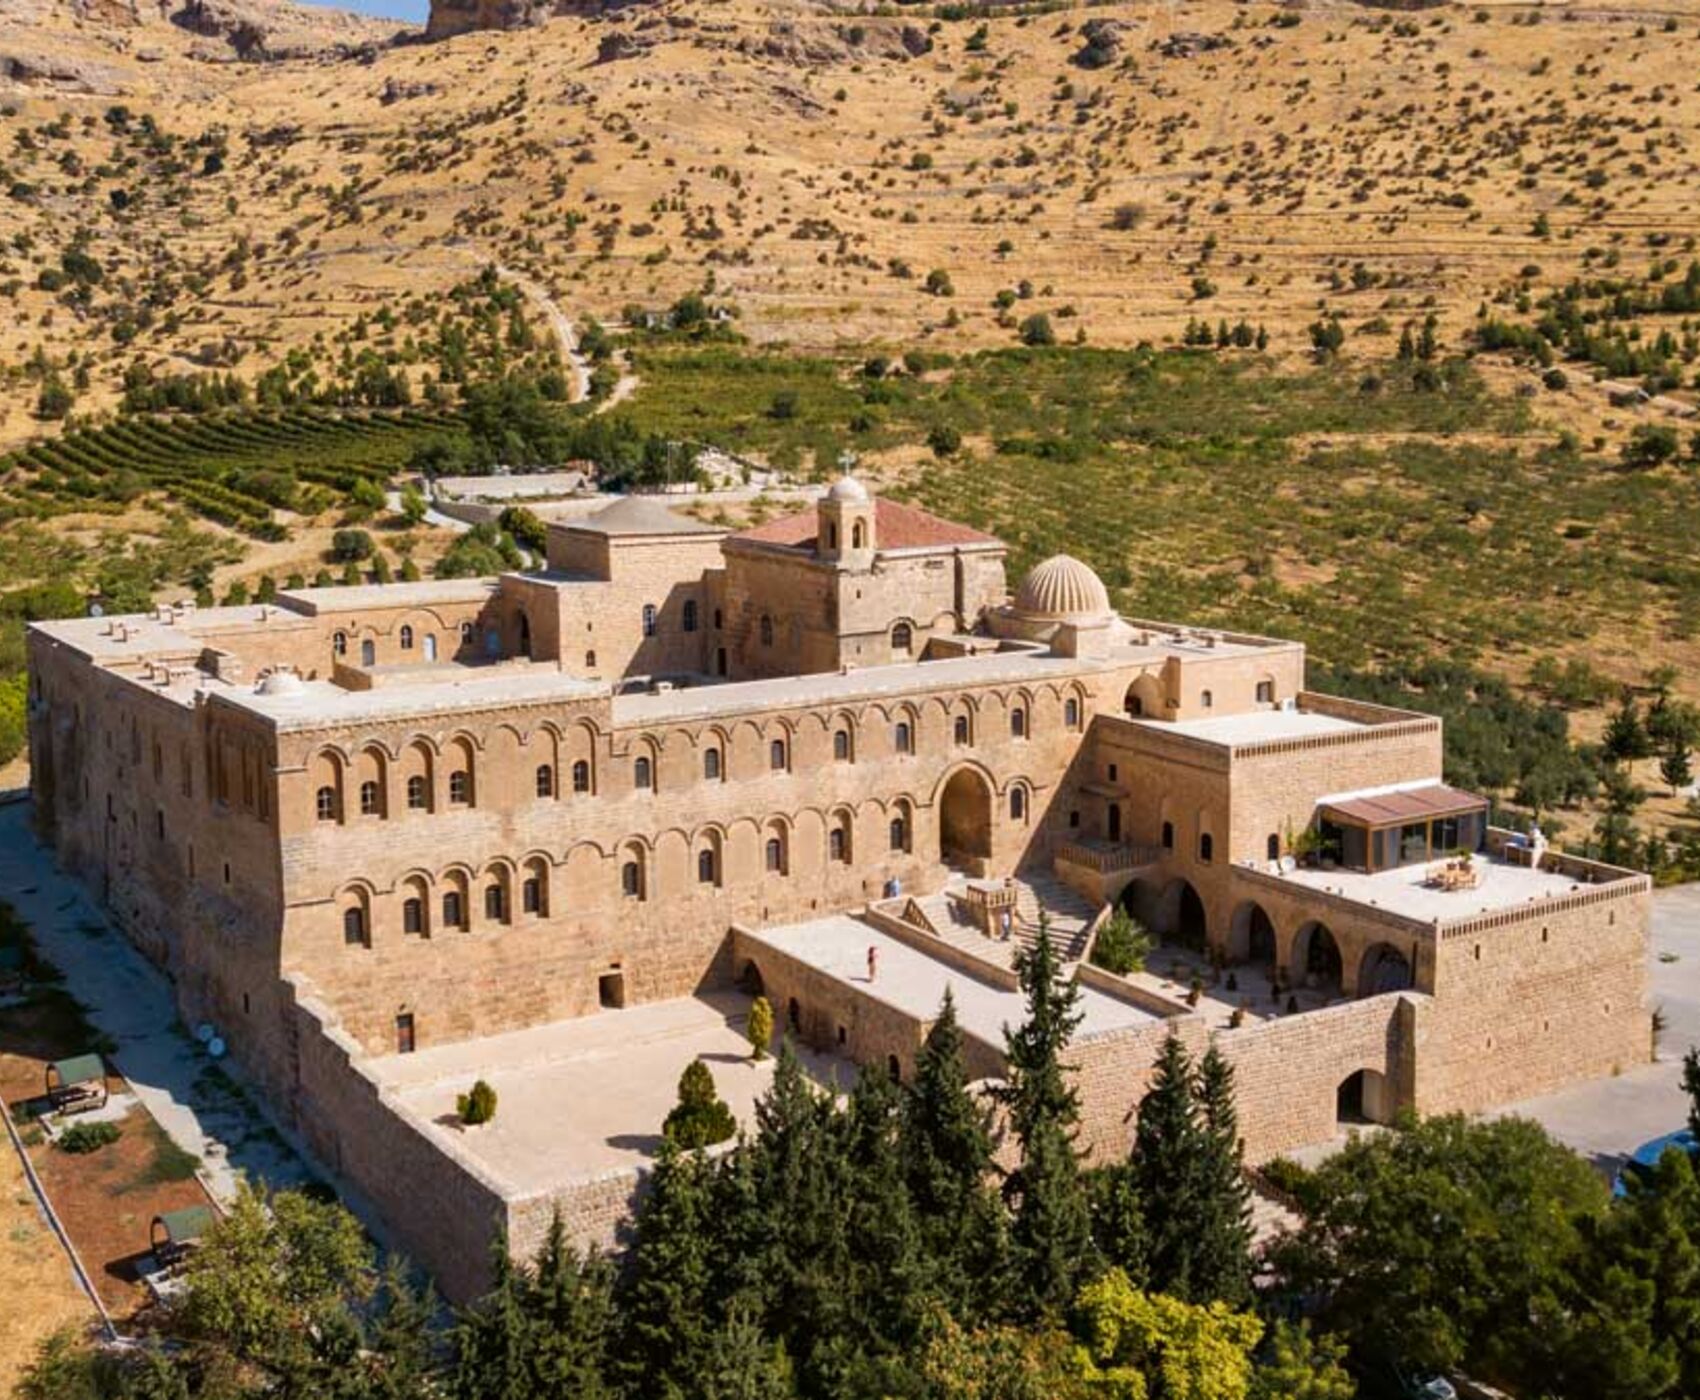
[1229,900,1278,966]
[1291,920,1343,994]
[1358,943,1414,997]
[1153,878,1208,952]
[939,768,994,871]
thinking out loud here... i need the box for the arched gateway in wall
[939,767,994,870]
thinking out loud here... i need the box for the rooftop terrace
[1267,850,1624,926]
[745,912,1158,1046]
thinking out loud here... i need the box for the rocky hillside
[2,0,1698,449]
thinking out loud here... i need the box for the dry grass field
[3,0,1699,442]
[0,1138,94,1393]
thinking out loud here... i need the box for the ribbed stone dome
[1014,554,1111,620]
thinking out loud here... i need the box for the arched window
[1161,820,1174,850]
[634,756,653,791]
[760,615,774,647]
[400,625,414,651]
[895,721,912,754]
[1256,680,1276,704]
[535,764,554,799]
[585,650,597,669]
[852,521,867,549]
[833,730,850,761]
[522,876,542,914]
[442,890,464,929]
[892,622,912,654]
[316,786,337,822]
[342,906,367,946]
[407,774,427,810]
[765,837,786,874]
[704,749,721,781]
[333,631,348,657]
[830,818,851,863]
[1011,708,1027,738]
[769,739,787,771]
[713,608,723,630]
[642,603,657,638]
[1201,689,1213,709]
[449,771,470,805]
[518,612,532,657]
[683,600,698,633]
[1065,697,1081,729]
[572,760,591,794]
[460,621,474,645]
[890,817,908,852]
[484,882,505,921]
[359,780,380,817]
[698,849,718,884]
[1267,832,1280,862]
[1199,832,1214,863]
[403,898,423,935]
[827,522,839,550]
[622,860,643,900]
[1010,787,1026,821]
[361,639,376,667]
[953,715,970,745]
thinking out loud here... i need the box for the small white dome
[827,474,870,504]
[256,670,305,697]
[1014,555,1111,621]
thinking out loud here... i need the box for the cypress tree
[1191,1043,1254,1305]
[451,1232,533,1400]
[366,1258,437,1400]
[999,915,1094,1317]
[1132,1032,1207,1300]
[528,1212,617,1400]
[901,988,1010,1316]
[1088,1160,1148,1285]
[696,1302,796,1400]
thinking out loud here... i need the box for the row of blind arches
[313,701,1073,821]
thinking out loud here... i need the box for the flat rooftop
[1272,852,1610,925]
[218,664,606,730]
[1140,708,1363,747]
[367,992,850,1195]
[746,913,1158,1045]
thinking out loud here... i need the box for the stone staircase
[1006,873,1099,963]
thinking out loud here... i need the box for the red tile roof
[735,498,999,552]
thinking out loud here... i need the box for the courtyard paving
[369,990,853,1192]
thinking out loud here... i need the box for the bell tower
[816,475,876,569]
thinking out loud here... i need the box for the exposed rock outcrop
[425,0,641,41]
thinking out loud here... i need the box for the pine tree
[696,1302,796,1400]
[999,915,1094,1317]
[1604,697,1653,763]
[841,1066,928,1364]
[619,1140,718,1398]
[528,1213,617,1400]
[1131,1032,1207,1300]
[901,988,1009,1315]
[1190,1043,1254,1305]
[451,1232,533,1400]
[366,1258,437,1400]
[1684,1048,1700,1140]
[1088,1161,1148,1284]
[1660,741,1693,796]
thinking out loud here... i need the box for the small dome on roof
[827,474,870,504]
[256,670,304,697]
[1014,555,1112,621]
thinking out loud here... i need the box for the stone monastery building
[27,480,1652,1299]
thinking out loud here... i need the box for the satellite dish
[207,1038,226,1059]
[195,1022,215,1044]
[88,603,104,619]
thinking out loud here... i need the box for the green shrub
[662,1059,737,1150]
[457,1079,498,1126]
[1091,908,1152,977]
[57,1120,121,1154]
